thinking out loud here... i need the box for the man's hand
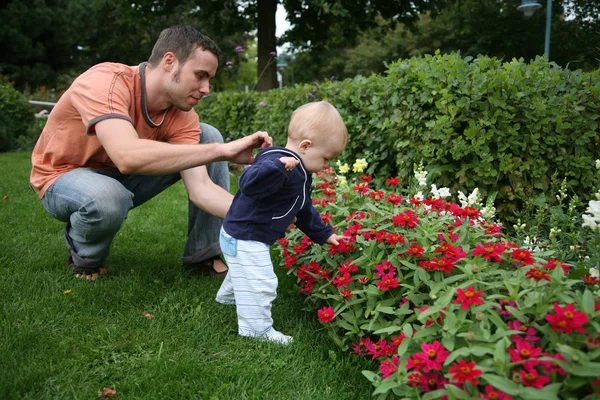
[223,131,273,164]
[280,156,299,171]
[325,234,346,247]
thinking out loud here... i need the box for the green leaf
[481,374,520,395]
[445,384,470,399]
[422,389,448,400]
[569,363,600,377]
[505,306,526,323]
[470,345,494,357]
[362,370,379,383]
[520,383,561,400]
[493,339,507,366]
[374,325,403,335]
[582,289,595,315]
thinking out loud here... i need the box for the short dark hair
[148,26,222,66]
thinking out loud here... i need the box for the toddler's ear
[299,139,312,152]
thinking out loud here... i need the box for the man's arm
[180,166,232,218]
[95,119,272,175]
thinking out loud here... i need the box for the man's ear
[162,52,177,72]
[299,139,312,152]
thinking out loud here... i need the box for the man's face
[166,47,218,111]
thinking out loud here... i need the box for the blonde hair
[287,101,348,148]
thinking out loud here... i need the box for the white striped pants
[216,228,279,337]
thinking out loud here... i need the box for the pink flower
[507,320,539,342]
[414,341,450,372]
[520,368,550,388]
[379,357,399,379]
[376,272,399,291]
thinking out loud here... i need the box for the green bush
[196,53,600,220]
[0,84,36,152]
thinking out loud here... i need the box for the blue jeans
[40,123,230,270]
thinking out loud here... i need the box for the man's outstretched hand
[223,131,273,164]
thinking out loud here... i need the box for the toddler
[216,101,348,344]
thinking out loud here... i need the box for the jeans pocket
[219,228,238,257]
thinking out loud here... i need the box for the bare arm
[95,119,272,175]
[181,166,232,218]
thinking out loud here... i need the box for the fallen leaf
[142,311,153,320]
[98,386,117,398]
[2,195,8,201]
[63,289,72,295]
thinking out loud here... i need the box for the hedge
[196,52,600,218]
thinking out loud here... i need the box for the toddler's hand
[280,156,300,171]
[325,234,346,247]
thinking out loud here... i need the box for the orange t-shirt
[30,62,201,198]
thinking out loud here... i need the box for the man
[30,26,272,280]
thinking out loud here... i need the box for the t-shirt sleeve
[70,65,134,135]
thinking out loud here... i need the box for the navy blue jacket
[223,146,333,245]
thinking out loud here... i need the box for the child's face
[299,135,345,174]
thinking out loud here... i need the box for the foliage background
[196,53,600,219]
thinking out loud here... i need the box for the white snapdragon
[589,267,599,279]
[413,160,428,187]
[458,188,482,208]
[430,184,451,199]
[582,200,600,231]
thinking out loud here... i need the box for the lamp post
[517,0,553,59]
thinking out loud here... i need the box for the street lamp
[517,0,553,59]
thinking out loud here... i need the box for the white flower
[413,160,428,186]
[596,159,600,169]
[336,161,349,174]
[336,176,348,187]
[582,200,600,230]
[590,267,599,279]
[430,184,451,198]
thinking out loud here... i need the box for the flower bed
[277,164,600,399]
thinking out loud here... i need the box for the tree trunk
[256,0,278,91]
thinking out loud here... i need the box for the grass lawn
[0,151,375,399]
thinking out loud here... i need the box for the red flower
[376,272,400,291]
[525,267,551,282]
[358,276,369,284]
[472,242,506,262]
[583,274,600,285]
[337,260,358,274]
[408,244,425,257]
[339,289,353,300]
[520,368,550,388]
[545,302,589,334]
[386,177,399,187]
[478,385,512,400]
[424,256,456,274]
[359,174,373,183]
[379,357,399,379]
[543,257,570,275]
[369,190,385,201]
[453,286,485,310]
[317,306,335,323]
[332,272,354,288]
[352,182,370,194]
[386,193,403,206]
[510,248,535,266]
[393,210,420,228]
[320,212,333,224]
[385,232,405,246]
[448,359,481,385]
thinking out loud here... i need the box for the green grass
[0,151,375,399]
